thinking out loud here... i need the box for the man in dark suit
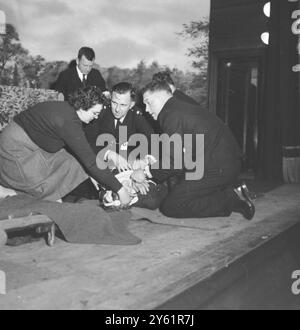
[54,47,107,101]
[87,82,154,171]
[131,80,255,220]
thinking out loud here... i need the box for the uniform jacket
[85,105,154,158]
[54,65,106,100]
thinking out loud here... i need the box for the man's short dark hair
[68,86,109,111]
[78,47,95,61]
[152,71,174,86]
[142,80,173,95]
[112,82,136,101]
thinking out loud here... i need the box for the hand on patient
[107,150,132,172]
[130,169,149,195]
[132,158,148,171]
[117,186,133,207]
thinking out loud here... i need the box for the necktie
[82,74,87,86]
[115,119,121,137]
[115,119,121,153]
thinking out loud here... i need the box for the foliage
[39,61,68,89]
[0,23,208,105]
[0,85,61,130]
[178,18,210,78]
[0,24,28,79]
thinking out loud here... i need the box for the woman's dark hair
[68,86,110,111]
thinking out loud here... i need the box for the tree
[178,18,209,81]
[0,24,28,76]
[131,60,147,87]
[39,61,68,89]
[12,63,20,86]
[23,55,46,88]
[105,66,133,90]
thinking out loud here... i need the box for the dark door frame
[208,47,267,114]
[207,47,267,177]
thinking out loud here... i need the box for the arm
[148,115,185,183]
[59,115,123,193]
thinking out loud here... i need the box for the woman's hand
[132,158,148,170]
[107,150,131,172]
[117,186,132,207]
[132,155,157,170]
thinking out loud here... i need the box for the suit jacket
[54,65,106,100]
[150,97,242,182]
[85,105,154,158]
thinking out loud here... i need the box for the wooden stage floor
[0,183,300,310]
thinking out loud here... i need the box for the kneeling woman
[0,86,131,206]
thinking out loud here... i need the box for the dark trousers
[159,163,240,218]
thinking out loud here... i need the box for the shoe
[232,182,255,220]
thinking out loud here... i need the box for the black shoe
[232,183,255,220]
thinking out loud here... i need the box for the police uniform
[85,105,154,159]
[148,96,243,218]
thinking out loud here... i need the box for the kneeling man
[132,81,255,220]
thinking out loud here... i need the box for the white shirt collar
[114,117,125,127]
[76,65,85,81]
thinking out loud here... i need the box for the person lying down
[97,156,168,211]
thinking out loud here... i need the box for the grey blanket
[0,194,141,245]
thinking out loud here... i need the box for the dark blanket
[0,194,141,245]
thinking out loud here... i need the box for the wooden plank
[0,184,299,309]
[0,215,53,231]
[154,211,300,309]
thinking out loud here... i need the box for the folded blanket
[0,194,141,245]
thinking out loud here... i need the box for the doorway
[216,57,262,177]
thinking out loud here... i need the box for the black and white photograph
[0,0,300,312]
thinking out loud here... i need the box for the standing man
[54,47,107,101]
[132,80,255,220]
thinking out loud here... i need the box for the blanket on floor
[0,194,141,245]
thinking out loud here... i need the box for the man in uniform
[87,81,154,170]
